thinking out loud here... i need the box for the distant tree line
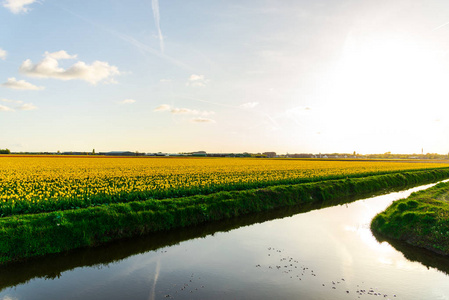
[0,149,11,154]
[363,152,449,160]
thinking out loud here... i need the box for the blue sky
[1,0,449,154]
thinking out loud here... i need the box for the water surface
[2,183,449,299]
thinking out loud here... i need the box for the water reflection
[373,232,449,276]
[0,197,350,291]
[149,260,161,300]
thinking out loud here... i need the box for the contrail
[432,21,449,31]
[264,113,281,130]
[152,0,164,53]
[52,3,193,70]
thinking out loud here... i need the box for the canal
[1,182,449,299]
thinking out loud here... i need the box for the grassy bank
[2,168,449,265]
[3,156,449,218]
[371,180,449,255]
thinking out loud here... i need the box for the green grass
[2,168,449,265]
[371,180,449,255]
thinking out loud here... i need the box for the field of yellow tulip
[1,155,449,217]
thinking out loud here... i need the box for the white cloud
[1,77,44,90]
[171,107,214,116]
[170,107,193,114]
[154,104,171,112]
[240,102,259,109]
[45,50,77,60]
[19,50,120,84]
[191,117,216,123]
[0,104,14,112]
[189,74,203,81]
[119,99,136,104]
[1,99,37,111]
[0,48,6,60]
[3,0,37,14]
[187,74,209,87]
[154,104,214,116]
[17,103,37,110]
[1,98,23,104]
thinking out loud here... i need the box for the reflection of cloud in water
[149,260,161,300]
[2,296,18,300]
[377,257,393,265]
[344,225,394,254]
[395,259,424,272]
[345,224,427,272]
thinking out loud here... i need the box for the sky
[1,0,449,154]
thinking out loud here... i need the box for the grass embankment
[371,180,449,255]
[3,156,448,218]
[2,168,449,265]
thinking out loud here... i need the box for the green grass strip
[2,168,449,265]
[372,178,449,255]
[4,167,449,217]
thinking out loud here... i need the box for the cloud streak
[0,99,37,111]
[119,99,136,104]
[432,21,449,31]
[3,0,37,14]
[240,102,259,109]
[0,104,14,112]
[19,50,120,85]
[171,107,214,116]
[1,77,44,90]
[191,117,216,123]
[154,104,214,116]
[152,0,164,53]
[154,104,171,112]
[1,98,22,104]
[17,103,37,110]
[155,104,216,123]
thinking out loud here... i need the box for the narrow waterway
[2,182,449,300]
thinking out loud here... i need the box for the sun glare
[333,35,447,107]
[316,33,449,153]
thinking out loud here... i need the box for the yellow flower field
[0,156,448,216]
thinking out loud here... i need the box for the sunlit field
[1,156,448,216]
